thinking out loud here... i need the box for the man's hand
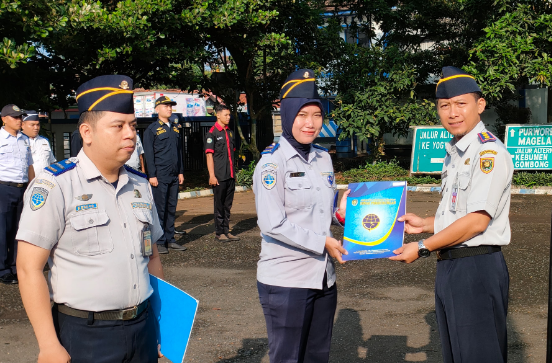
[209,175,219,186]
[398,213,426,234]
[389,242,419,263]
[149,177,158,187]
[337,189,351,219]
[178,174,184,185]
[325,237,348,264]
[38,342,71,363]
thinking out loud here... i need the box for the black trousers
[53,304,158,363]
[257,274,337,363]
[435,251,509,363]
[213,178,235,235]
[152,178,179,246]
[0,184,25,277]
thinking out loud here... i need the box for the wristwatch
[418,240,431,258]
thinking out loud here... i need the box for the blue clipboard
[149,275,199,363]
[342,181,406,260]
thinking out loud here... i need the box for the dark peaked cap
[76,75,134,114]
[435,66,481,99]
[279,69,319,99]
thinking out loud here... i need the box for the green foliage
[337,160,440,185]
[512,172,552,188]
[236,161,256,187]
[331,64,438,154]
[466,3,552,103]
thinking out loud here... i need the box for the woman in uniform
[253,69,350,363]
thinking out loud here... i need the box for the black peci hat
[23,110,40,121]
[435,66,481,99]
[279,69,319,100]
[76,75,134,114]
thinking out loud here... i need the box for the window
[63,132,71,159]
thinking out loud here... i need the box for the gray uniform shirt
[435,121,513,247]
[16,150,163,311]
[253,137,341,290]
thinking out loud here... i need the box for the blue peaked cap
[279,69,319,100]
[435,66,481,99]
[76,75,134,114]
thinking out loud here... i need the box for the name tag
[289,172,305,178]
[141,225,153,257]
[450,175,458,212]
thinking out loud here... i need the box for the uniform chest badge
[261,170,277,190]
[134,189,142,198]
[464,158,470,165]
[480,157,494,174]
[30,187,49,211]
[321,172,334,187]
[75,194,93,201]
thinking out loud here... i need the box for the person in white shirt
[125,133,145,172]
[21,111,56,174]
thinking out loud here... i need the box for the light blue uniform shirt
[253,137,342,290]
[0,127,33,183]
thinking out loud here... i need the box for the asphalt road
[0,191,550,362]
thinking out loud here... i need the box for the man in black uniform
[143,96,186,254]
[204,104,239,242]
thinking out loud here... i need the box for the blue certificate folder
[343,181,406,260]
[149,275,199,363]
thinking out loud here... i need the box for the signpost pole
[547,206,552,363]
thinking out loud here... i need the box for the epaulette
[313,144,328,152]
[478,131,496,143]
[261,143,280,155]
[124,165,147,179]
[44,159,77,176]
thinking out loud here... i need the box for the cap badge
[75,194,93,201]
[13,105,20,111]
[303,71,310,78]
[119,80,129,90]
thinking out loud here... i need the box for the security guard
[0,104,34,284]
[204,104,239,242]
[16,75,164,363]
[143,96,186,254]
[253,69,350,363]
[21,110,56,173]
[390,66,513,363]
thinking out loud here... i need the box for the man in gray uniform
[390,66,513,363]
[16,75,164,363]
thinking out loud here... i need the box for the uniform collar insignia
[75,194,93,201]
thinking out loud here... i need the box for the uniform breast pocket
[157,132,169,142]
[457,172,471,212]
[285,177,313,209]
[133,207,153,226]
[0,144,14,164]
[69,210,114,256]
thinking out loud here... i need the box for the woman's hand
[325,237,348,264]
[337,189,351,219]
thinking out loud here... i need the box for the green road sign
[410,126,452,174]
[505,124,552,170]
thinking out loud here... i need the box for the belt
[437,245,501,261]
[0,180,27,188]
[56,300,149,321]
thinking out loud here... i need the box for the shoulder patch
[261,143,280,155]
[313,144,328,152]
[124,165,147,179]
[44,159,77,176]
[478,132,496,143]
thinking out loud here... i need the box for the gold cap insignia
[119,80,129,90]
[13,105,20,111]
[303,71,310,78]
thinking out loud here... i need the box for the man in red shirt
[204,105,239,242]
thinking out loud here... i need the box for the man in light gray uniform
[16,75,164,363]
[391,66,513,363]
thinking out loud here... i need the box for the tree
[465,1,552,123]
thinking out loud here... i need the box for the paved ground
[0,191,550,362]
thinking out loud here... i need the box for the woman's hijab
[280,97,324,161]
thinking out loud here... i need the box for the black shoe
[168,242,187,251]
[0,273,17,284]
[157,245,169,254]
[174,230,187,235]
